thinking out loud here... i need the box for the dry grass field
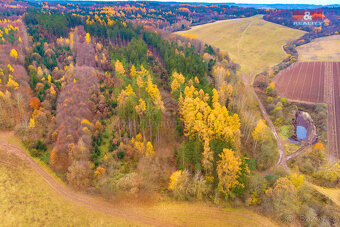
[177,15,305,79]
[0,151,133,226]
[307,182,340,207]
[297,35,340,62]
[0,131,277,227]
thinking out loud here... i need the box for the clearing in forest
[177,15,305,79]
[297,35,340,62]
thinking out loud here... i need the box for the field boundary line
[324,62,337,160]
[237,20,254,58]
[318,61,323,103]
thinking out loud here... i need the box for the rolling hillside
[177,15,305,79]
[297,35,340,62]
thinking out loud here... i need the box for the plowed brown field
[274,62,340,159]
[274,62,326,103]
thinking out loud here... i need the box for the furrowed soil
[274,62,340,159]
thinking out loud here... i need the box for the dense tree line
[24,11,82,40]
[143,31,209,83]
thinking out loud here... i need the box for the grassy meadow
[177,15,305,79]
[0,153,134,226]
[297,35,340,61]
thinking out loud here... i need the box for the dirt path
[286,144,311,161]
[251,90,287,167]
[237,20,254,58]
[0,136,174,227]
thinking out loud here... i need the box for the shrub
[67,161,91,190]
[255,134,278,170]
[267,96,273,104]
[266,103,275,113]
[262,177,298,222]
[265,174,279,186]
[117,150,125,159]
[168,170,210,200]
[313,163,340,187]
[246,174,267,205]
[280,97,287,106]
[168,170,191,200]
[116,172,140,193]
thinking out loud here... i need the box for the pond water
[296,125,307,140]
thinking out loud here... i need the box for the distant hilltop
[229,3,340,9]
[25,1,340,9]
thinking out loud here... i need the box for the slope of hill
[177,15,305,80]
[297,35,340,62]
[0,132,278,227]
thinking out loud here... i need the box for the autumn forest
[0,0,339,226]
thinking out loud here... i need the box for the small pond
[296,125,307,140]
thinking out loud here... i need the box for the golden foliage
[85,33,91,43]
[217,148,242,195]
[7,64,14,73]
[313,142,325,151]
[145,141,155,157]
[6,77,19,90]
[81,119,93,128]
[29,118,36,128]
[168,170,183,190]
[146,77,165,112]
[129,65,137,78]
[171,72,185,93]
[95,166,106,179]
[10,49,18,60]
[131,134,155,157]
[252,119,268,142]
[131,134,145,154]
[288,173,304,190]
[135,98,146,115]
[179,84,240,173]
[181,34,198,39]
[114,60,125,75]
[50,86,56,95]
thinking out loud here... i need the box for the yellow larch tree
[145,141,155,157]
[85,33,91,43]
[10,49,18,60]
[252,119,268,143]
[114,60,125,76]
[6,77,19,90]
[217,148,242,196]
[29,118,36,128]
[179,84,240,174]
[129,65,137,78]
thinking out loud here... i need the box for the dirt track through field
[0,136,173,227]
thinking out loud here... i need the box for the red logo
[293,10,324,21]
